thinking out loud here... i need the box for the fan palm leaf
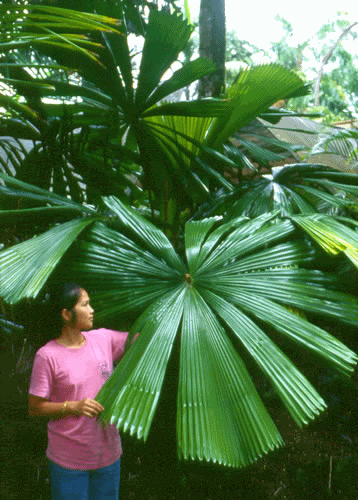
[177,287,283,466]
[221,164,358,220]
[1,185,358,466]
[20,196,353,468]
[311,127,358,166]
[0,217,95,303]
[134,8,194,111]
[0,4,122,57]
[0,4,122,120]
[0,173,97,300]
[206,65,308,149]
[292,214,358,265]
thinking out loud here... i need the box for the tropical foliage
[311,127,358,171]
[264,14,358,122]
[0,2,310,230]
[2,1,358,469]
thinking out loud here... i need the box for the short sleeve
[105,329,129,362]
[28,351,53,399]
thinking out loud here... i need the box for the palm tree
[2,2,358,469]
[0,2,310,233]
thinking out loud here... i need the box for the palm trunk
[198,0,226,98]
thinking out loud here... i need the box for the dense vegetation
[1,1,358,497]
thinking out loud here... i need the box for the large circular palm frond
[52,196,358,468]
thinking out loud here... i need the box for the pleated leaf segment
[0,174,96,303]
[84,200,358,468]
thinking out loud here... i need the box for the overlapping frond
[292,214,358,266]
[0,174,96,301]
[0,4,122,52]
[222,164,358,219]
[0,217,95,303]
[135,9,193,110]
[311,127,358,166]
[206,65,307,149]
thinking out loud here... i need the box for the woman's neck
[56,325,86,348]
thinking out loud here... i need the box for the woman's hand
[69,398,104,418]
[29,395,104,419]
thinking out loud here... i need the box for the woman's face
[70,289,94,330]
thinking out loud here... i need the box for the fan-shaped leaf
[0,218,95,303]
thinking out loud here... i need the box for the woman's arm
[28,395,104,419]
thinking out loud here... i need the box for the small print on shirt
[98,361,111,380]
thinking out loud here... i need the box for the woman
[28,283,128,500]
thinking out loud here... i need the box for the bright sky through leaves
[189,0,358,48]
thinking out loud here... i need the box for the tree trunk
[198,0,226,98]
[314,22,358,106]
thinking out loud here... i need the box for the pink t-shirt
[29,328,128,470]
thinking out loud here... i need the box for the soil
[118,402,358,500]
[1,397,358,500]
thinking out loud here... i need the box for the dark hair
[54,283,83,314]
[48,283,83,331]
[33,283,84,344]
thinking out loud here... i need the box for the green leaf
[144,116,237,171]
[202,289,327,426]
[178,287,283,467]
[194,217,296,276]
[0,95,41,124]
[102,196,186,273]
[292,214,358,258]
[0,206,85,224]
[223,164,358,218]
[206,64,307,149]
[0,173,91,211]
[0,218,95,303]
[63,221,182,321]
[143,99,230,118]
[142,117,234,193]
[206,268,358,327]
[135,9,192,110]
[96,286,186,439]
[1,4,122,34]
[143,58,216,109]
[1,78,56,94]
[184,217,221,274]
[229,291,358,375]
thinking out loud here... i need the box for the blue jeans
[48,457,121,500]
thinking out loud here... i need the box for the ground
[1,402,358,499]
